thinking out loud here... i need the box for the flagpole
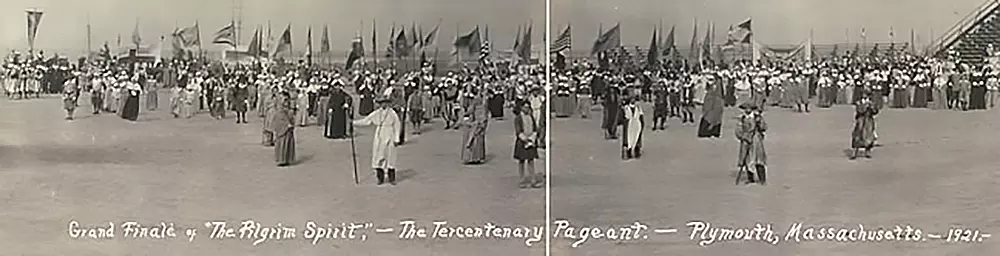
[372,19,377,70]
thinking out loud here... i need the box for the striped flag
[212,23,236,47]
[480,41,491,61]
[550,25,571,54]
[25,9,43,50]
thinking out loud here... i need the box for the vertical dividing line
[544,0,552,255]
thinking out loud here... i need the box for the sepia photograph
[0,0,547,254]
[549,0,1000,254]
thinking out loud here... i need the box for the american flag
[480,41,491,61]
[550,25,571,54]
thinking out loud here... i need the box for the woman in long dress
[145,76,158,111]
[461,92,489,164]
[62,78,78,120]
[270,91,296,167]
[621,96,644,160]
[353,97,402,186]
[170,86,182,118]
[851,91,878,159]
[697,79,724,138]
[261,86,277,146]
[513,101,540,189]
[295,89,311,126]
[120,78,142,122]
[932,74,949,110]
[736,103,767,184]
[324,85,349,139]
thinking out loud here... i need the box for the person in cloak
[270,90,296,167]
[602,81,621,139]
[621,95,644,160]
[461,89,489,165]
[210,77,227,119]
[353,96,402,186]
[735,102,767,185]
[697,76,724,138]
[232,81,249,124]
[62,76,79,120]
[652,79,669,130]
[513,100,541,189]
[119,76,142,122]
[406,82,425,135]
[257,74,272,118]
[324,81,350,139]
[850,89,878,159]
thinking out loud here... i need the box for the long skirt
[891,89,909,108]
[970,86,987,110]
[274,130,295,165]
[324,109,348,139]
[553,95,574,117]
[818,87,834,108]
[146,90,158,110]
[696,118,722,138]
[837,86,849,104]
[577,96,592,117]
[488,94,505,118]
[211,100,227,118]
[317,96,331,126]
[120,95,140,121]
[989,90,999,108]
[513,139,538,160]
[932,87,948,110]
[461,129,487,164]
[912,87,929,108]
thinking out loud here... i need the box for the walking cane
[735,165,744,185]
[349,106,359,185]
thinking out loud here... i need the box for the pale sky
[1,0,545,56]
[552,0,988,49]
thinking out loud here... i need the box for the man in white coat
[353,96,403,186]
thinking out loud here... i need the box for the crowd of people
[551,48,999,185]
[1,50,548,189]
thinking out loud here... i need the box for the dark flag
[247,27,262,57]
[661,25,675,57]
[517,24,532,61]
[394,26,409,57]
[346,35,365,70]
[591,23,620,55]
[647,28,659,68]
[273,25,293,58]
[452,26,481,56]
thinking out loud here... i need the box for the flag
[394,26,410,57]
[423,23,439,47]
[647,28,659,67]
[852,43,860,57]
[321,25,331,53]
[174,22,201,48]
[132,19,142,46]
[386,23,395,58]
[213,22,236,47]
[830,44,839,57]
[591,23,620,55]
[701,22,712,63]
[513,25,522,53]
[411,22,420,49]
[117,34,122,48]
[689,20,699,59]
[517,24,532,61]
[550,25,571,54]
[661,25,675,57]
[25,9,43,50]
[861,28,866,40]
[452,26,481,56]
[346,34,365,70]
[306,26,313,56]
[247,27,261,57]
[889,26,895,40]
[273,25,292,57]
[480,41,491,61]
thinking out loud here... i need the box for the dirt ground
[549,102,1000,256]
[0,92,545,255]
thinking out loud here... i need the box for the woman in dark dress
[697,78,724,138]
[488,86,505,119]
[911,71,929,108]
[358,78,375,116]
[324,84,349,139]
[970,68,988,110]
[232,82,249,123]
[513,100,540,189]
[120,77,142,122]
